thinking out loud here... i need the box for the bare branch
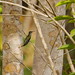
[65,50,75,72]
[27,1,57,75]
[0,14,32,16]
[0,1,47,17]
[46,12,75,44]
[45,0,56,16]
[37,0,75,45]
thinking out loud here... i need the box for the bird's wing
[24,35,31,43]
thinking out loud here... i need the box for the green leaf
[30,40,35,43]
[66,3,71,9]
[58,44,75,50]
[48,15,74,22]
[47,20,52,22]
[0,5,2,14]
[54,15,74,21]
[0,7,2,14]
[68,20,75,23]
[69,72,75,75]
[72,60,75,64]
[56,0,75,6]
[62,71,67,75]
[24,67,32,75]
[70,29,75,37]
[72,12,75,16]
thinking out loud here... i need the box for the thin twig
[47,12,75,44]
[37,0,59,55]
[3,42,35,75]
[31,3,44,11]
[8,51,36,75]
[30,2,54,16]
[2,0,75,74]
[54,49,75,61]
[0,14,32,16]
[12,11,52,71]
[10,52,33,73]
[43,5,55,16]
[41,18,75,56]
[38,1,75,73]
[45,0,56,16]
[41,18,60,54]
[1,1,74,45]
[28,1,57,75]
[65,50,75,72]
[20,29,52,71]
[59,29,75,72]
[38,0,54,16]
[0,1,48,17]
[38,0,75,45]
[23,0,53,70]
[23,0,44,12]
[37,0,48,16]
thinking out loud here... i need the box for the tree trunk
[2,0,23,75]
[33,0,65,75]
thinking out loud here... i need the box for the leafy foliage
[62,71,68,75]
[0,5,2,14]
[54,15,74,21]
[48,15,74,22]
[69,72,75,75]
[70,29,75,37]
[68,20,75,23]
[55,1,75,75]
[58,44,75,50]
[56,0,75,6]
[59,29,75,50]
[24,67,32,75]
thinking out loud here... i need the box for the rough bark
[2,0,23,75]
[33,0,65,75]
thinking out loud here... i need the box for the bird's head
[29,31,34,35]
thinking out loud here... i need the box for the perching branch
[27,1,57,75]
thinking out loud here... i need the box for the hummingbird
[21,31,34,47]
